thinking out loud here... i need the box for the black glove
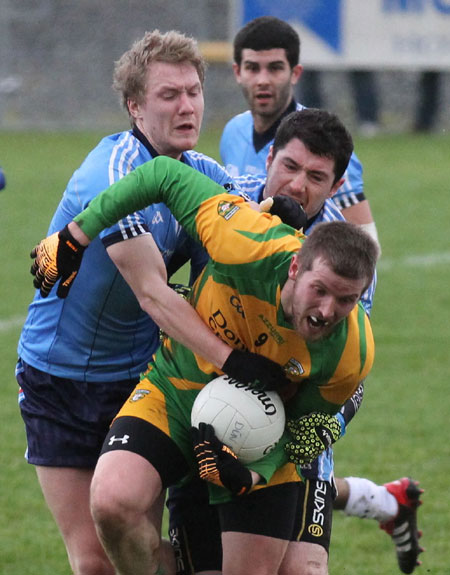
[30,224,86,298]
[264,196,308,230]
[192,422,252,496]
[222,349,290,392]
[285,412,342,464]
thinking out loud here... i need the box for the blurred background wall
[0,0,448,134]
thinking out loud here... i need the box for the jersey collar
[132,125,187,163]
[252,98,297,153]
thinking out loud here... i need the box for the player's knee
[297,560,328,575]
[90,476,133,538]
[69,552,115,575]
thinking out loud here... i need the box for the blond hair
[113,29,206,119]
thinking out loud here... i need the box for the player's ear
[266,146,274,172]
[291,64,303,86]
[127,98,141,121]
[288,254,300,280]
[232,62,242,83]
[329,177,345,198]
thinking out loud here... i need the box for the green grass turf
[0,129,449,573]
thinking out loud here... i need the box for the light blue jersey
[18,129,234,383]
[221,101,366,211]
[235,174,375,483]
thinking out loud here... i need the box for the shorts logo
[217,200,240,220]
[130,389,150,402]
[108,434,129,446]
[308,524,323,537]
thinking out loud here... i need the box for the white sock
[343,477,398,523]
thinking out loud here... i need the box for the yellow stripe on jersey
[194,194,304,266]
[320,308,374,406]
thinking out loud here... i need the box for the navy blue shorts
[167,477,334,574]
[16,358,137,468]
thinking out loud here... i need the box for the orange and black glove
[30,224,86,298]
[191,422,252,496]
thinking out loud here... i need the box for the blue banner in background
[242,0,342,52]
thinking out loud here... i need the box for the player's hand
[285,412,343,464]
[191,422,252,496]
[30,224,86,298]
[222,349,291,392]
[260,196,307,230]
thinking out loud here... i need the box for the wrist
[67,221,91,247]
[250,470,261,487]
[335,412,346,438]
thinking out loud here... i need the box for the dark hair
[273,109,354,184]
[233,16,300,68]
[298,221,379,291]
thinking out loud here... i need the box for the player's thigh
[292,479,333,552]
[167,477,222,575]
[222,531,287,575]
[91,449,164,523]
[277,479,333,575]
[36,466,99,545]
[219,482,299,575]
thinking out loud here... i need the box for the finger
[201,422,215,442]
[191,426,200,444]
[56,275,75,299]
[259,197,274,213]
[33,277,42,290]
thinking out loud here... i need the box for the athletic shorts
[167,477,334,574]
[16,358,137,467]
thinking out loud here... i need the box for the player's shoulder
[320,199,346,222]
[80,130,147,176]
[66,130,149,205]
[183,150,231,181]
[222,110,253,135]
[295,101,308,112]
[234,174,266,201]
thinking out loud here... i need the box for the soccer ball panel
[191,374,285,463]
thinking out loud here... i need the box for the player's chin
[296,319,330,342]
[174,134,199,152]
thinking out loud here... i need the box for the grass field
[1,128,449,574]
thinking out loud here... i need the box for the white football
[191,374,285,463]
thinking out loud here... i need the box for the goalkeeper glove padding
[222,349,291,392]
[30,224,86,298]
[285,412,343,464]
[191,422,252,496]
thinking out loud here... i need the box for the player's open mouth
[308,315,329,328]
[176,123,195,132]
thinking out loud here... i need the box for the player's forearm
[107,235,232,370]
[140,289,232,369]
[336,381,365,436]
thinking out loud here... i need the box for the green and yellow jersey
[75,156,374,495]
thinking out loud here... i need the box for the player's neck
[253,113,279,134]
[252,97,295,134]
